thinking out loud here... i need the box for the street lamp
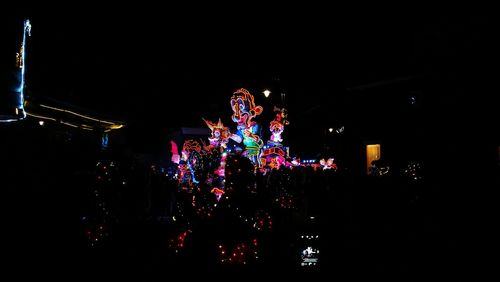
[263,89,271,98]
[328,128,333,133]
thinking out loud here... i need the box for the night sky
[3,7,495,154]
[1,7,497,277]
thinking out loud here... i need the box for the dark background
[3,8,495,155]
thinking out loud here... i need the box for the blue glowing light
[101,133,109,149]
[16,19,31,119]
[1,19,31,122]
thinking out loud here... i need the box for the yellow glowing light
[366,144,381,174]
[60,121,79,128]
[39,104,116,125]
[26,112,57,121]
[108,124,124,130]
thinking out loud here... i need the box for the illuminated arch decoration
[230,88,264,167]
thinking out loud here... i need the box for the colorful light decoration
[319,158,337,171]
[230,88,264,167]
[261,107,289,169]
[203,118,235,197]
[181,139,203,185]
[269,106,289,145]
[210,187,225,202]
[203,118,232,148]
[170,140,180,164]
[269,120,284,144]
[81,161,117,247]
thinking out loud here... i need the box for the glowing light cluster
[168,230,191,253]
[300,246,319,267]
[219,239,259,265]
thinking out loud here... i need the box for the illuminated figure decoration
[1,19,31,122]
[269,120,284,144]
[230,88,264,167]
[268,106,289,145]
[203,118,239,199]
[262,107,289,169]
[178,161,193,191]
[319,158,337,171]
[180,139,203,187]
[181,139,202,161]
[203,118,236,148]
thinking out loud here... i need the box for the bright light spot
[38,120,44,126]
[310,216,315,220]
[328,128,333,133]
[263,89,271,98]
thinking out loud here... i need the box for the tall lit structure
[1,19,31,122]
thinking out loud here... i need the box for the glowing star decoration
[230,88,264,167]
